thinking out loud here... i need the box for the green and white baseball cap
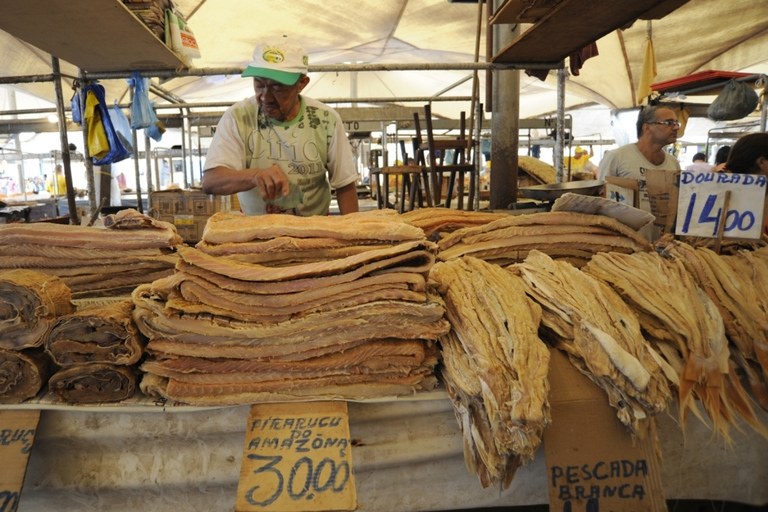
[242,35,309,85]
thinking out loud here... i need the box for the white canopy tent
[0,0,767,137]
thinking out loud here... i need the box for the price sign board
[0,410,41,512]
[675,171,767,239]
[236,401,356,512]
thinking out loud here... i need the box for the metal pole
[179,108,188,188]
[186,108,195,186]
[144,132,153,195]
[490,8,521,209]
[51,56,78,224]
[555,66,567,183]
[761,75,768,132]
[78,71,96,214]
[129,84,144,214]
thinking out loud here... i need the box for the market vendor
[201,35,359,216]
[597,105,681,213]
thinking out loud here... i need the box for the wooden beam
[492,0,691,64]
[0,0,184,72]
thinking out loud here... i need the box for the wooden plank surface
[492,0,691,64]
[0,0,185,72]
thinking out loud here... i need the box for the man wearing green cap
[202,35,359,216]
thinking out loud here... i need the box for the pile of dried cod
[431,256,550,489]
[510,250,671,436]
[437,211,651,267]
[401,207,508,240]
[0,209,181,298]
[46,299,146,403]
[135,211,450,406]
[0,269,73,403]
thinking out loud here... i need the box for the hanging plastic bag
[707,79,759,121]
[126,72,165,141]
[127,72,154,130]
[84,90,110,159]
[145,102,166,142]
[78,83,131,165]
[108,101,134,153]
[165,8,201,65]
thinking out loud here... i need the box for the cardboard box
[172,214,196,242]
[150,189,185,215]
[544,348,666,512]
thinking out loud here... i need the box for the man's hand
[202,165,289,199]
[252,164,289,201]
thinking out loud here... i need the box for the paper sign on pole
[236,401,357,512]
[0,410,41,512]
[675,171,767,239]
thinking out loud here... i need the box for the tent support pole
[555,66,567,183]
[51,57,78,224]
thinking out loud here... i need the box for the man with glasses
[202,35,359,216]
[598,105,681,214]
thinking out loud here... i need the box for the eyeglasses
[254,79,297,97]
[648,120,681,127]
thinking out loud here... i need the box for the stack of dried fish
[658,239,768,415]
[584,251,767,441]
[0,209,182,298]
[438,211,651,267]
[134,211,450,406]
[0,269,73,403]
[45,300,145,404]
[401,207,508,240]
[431,257,550,489]
[518,155,556,185]
[511,251,671,436]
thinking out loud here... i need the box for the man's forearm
[201,166,256,195]
[336,182,359,215]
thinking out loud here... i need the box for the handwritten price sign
[0,410,41,512]
[676,171,767,239]
[236,402,356,512]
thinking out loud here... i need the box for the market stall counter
[8,390,768,512]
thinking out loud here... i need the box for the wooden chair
[418,104,476,209]
[371,165,425,213]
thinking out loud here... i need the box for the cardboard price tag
[0,410,41,512]
[675,171,767,239]
[544,349,666,512]
[236,401,356,512]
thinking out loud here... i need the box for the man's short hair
[692,152,707,162]
[636,105,668,138]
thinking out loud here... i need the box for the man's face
[253,76,307,122]
[646,108,680,145]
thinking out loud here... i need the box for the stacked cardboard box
[150,189,230,243]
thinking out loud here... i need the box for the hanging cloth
[637,35,657,104]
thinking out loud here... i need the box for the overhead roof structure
[0,0,766,140]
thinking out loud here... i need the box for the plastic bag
[707,79,759,121]
[145,102,166,142]
[108,101,134,153]
[127,72,154,130]
[127,72,165,141]
[84,90,109,159]
[165,8,201,65]
[75,83,131,165]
